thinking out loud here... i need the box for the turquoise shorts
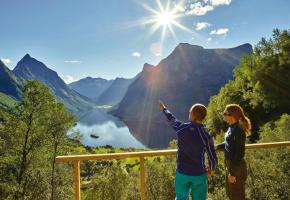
[175,171,208,200]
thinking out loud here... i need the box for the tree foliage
[245,114,290,200]
[0,80,76,199]
[206,29,290,141]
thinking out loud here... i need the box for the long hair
[225,104,252,136]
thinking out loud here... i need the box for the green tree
[145,157,175,200]
[46,102,76,200]
[245,114,290,200]
[0,80,75,199]
[206,29,290,141]
[84,160,131,200]
[7,81,56,199]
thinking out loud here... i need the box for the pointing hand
[158,100,166,110]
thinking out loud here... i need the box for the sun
[142,0,191,41]
[157,11,175,26]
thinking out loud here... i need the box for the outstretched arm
[158,100,184,132]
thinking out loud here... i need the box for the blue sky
[0,0,289,83]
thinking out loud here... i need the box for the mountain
[69,76,136,106]
[13,54,95,114]
[69,77,113,102]
[0,60,22,100]
[112,43,253,148]
[96,77,135,105]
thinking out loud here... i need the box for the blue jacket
[163,108,217,176]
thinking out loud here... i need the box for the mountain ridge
[0,60,22,100]
[13,54,95,115]
[96,77,136,105]
[69,77,114,102]
[112,43,253,148]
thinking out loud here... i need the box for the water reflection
[68,108,145,148]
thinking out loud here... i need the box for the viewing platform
[56,141,290,200]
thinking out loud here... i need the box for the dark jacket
[217,122,246,176]
[162,108,217,176]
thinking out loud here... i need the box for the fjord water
[68,108,145,148]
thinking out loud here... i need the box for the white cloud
[61,75,78,84]
[174,3,185,12]
[186,2,214,16]
[131,52,141,57]
[207,37,212,42]
[150,42,162,57]
[1,58,12,65]
[210,28,229,35]
[64,60,82,63]
[185,0,232,16]
[195,22,211,31]
[210,0,232,6]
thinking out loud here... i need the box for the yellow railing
[56,141,290,200]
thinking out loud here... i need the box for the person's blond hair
[225,104,252,136]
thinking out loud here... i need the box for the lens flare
[142,0,191,42]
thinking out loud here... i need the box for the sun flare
[142,0,190,41]
[157,11,175,26]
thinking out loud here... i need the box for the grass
[0,92,18,109]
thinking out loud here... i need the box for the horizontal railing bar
[56,141,290,163]
[244,141,290,149]
[56,149,177,162]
